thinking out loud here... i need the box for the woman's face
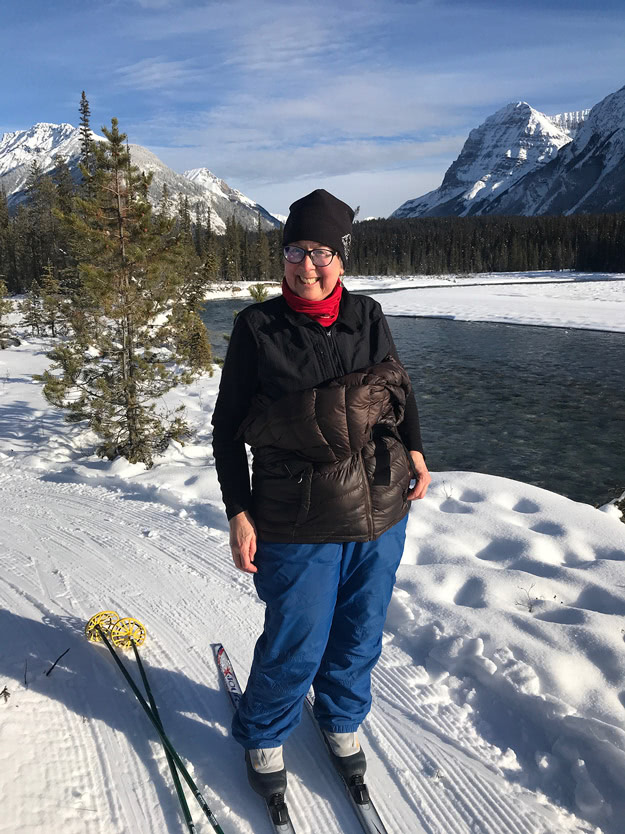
[284,240,344,301]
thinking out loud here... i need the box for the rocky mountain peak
[434,100,570,205]
[392,84,624,219]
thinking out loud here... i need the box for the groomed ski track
[0,468,594,834]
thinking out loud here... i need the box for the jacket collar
[280,287,359,333]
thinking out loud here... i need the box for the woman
[212,189,430,800]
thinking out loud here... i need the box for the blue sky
[3,0,624,217]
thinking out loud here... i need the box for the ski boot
[323,731,370,804]
[245,746,287,799]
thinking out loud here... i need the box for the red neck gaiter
[281,279,343,327]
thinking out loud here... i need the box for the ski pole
[95,626,226,834]
[130,639,197,834]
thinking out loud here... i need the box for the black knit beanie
[283,189,355,264]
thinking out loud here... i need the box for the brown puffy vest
[240,358,415,543]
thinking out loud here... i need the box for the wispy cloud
[133,0,181,7]
[115,57,205,92]
[3,0,624,217]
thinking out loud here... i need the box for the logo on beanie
[342,234,351,261]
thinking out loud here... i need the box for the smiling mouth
[297,276,320,285]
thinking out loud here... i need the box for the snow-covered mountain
[182,167,278,230]
[392,85,624,218]
[0,123,84,199]
[0,123,279,233]
[483,85,625,216]
[393,102,572,218]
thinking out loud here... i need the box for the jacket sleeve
[378,312,425,456]
[211,313,258,519]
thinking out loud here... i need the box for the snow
[204,270,625,305]
[364,273,625,333]
[2,278,625,833]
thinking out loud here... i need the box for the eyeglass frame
[283,245,338,267]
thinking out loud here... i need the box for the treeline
[3,176,624,293]
[225,211,625,277]
[347,213,625,274]
[0,166,284,295]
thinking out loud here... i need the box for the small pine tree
[200,207,219,285]
[249,283,268,302]
[40,263,67,338]
[19,285,45,335]
[0,280,14,345]
[172,309,213,374]
[52,154,75,215]
[38,118,209,466]
[202,245,219,286]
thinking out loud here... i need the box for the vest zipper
[315,324,343,378]
[359,451,374,539]
[324,327,345,376]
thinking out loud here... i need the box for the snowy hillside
[392,84,624,218]
[0,123,86,198]
[1,277,625,833]
[0,123,279,233]
[183,167,278,229]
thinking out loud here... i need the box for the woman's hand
[407,451,431,500]
[229,510,258,574]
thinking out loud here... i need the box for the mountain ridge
[392,85,624,219]
[0,122,279,233]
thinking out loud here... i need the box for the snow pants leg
[231,514,408,749]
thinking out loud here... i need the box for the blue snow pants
[232,513,408,749]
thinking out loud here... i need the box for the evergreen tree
[38,118,211,466]
[19,284,45,336]
[223,215,241,281]
[78,91,95,194]
[0,189,10,291]
[201,206,219,284]
[0,280,13,345]
[170,309,213,373]
[24,161,61,288]
[255,210,271,282]
[40,262,67,337]
[51,154,75,215]
[240,227,251,281]
[201,242,219,287]
[158,183,171,217]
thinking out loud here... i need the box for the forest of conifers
[1,160,624,295]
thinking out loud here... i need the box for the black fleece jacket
[211,289,424,520]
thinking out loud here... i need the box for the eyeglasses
[283,245,337,267]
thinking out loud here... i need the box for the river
[201,296,625,506]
